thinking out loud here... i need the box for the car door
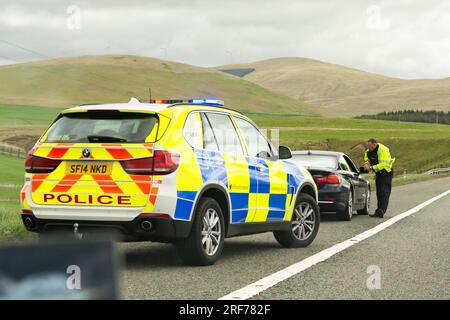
[338,156,361,204]
[203,112,252,224]
[233,116,288,222]
[343,155,367,209]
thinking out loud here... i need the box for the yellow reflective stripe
[246,193,258,222]
[267,161,287,194]
[253,193,269,222]
[283,193,294,221]
[223,153,250,193]
[176,147,203,191]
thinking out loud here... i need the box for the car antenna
[307,150,312,155]
[148,87,152,101]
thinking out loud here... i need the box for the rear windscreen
[44,112,158,143]
[291,154,338,169]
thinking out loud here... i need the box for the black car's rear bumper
[21,213,192,242]
[317,190,349,213]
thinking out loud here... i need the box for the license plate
[66,162,113,175]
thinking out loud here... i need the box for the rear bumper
[318,190,348,213]
[21,213,192,242]
[318,201,346,212]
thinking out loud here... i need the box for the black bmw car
[290,151,371,221]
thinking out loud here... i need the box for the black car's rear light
[315,174,342,185]
[120,150,180,175]
[25,154,62,173]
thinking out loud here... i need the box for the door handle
[257,165,266,172]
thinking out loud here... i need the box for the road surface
[120,176,450,299]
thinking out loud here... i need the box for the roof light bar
[143,98,224,107]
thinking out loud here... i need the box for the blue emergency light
[188,99,224,106]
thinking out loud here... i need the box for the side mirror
[359,166,369,174]
[279,146,292,160]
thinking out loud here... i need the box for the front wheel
[175,197,225,266]
[274,194,320,248]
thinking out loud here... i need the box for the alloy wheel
[201,208,221,256]
[292,202,316,240]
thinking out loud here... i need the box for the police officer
[363,138,395,218]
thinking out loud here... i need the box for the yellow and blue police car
[21,98,320,265]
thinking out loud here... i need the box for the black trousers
[375,170,393,213]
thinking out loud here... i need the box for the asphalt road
[119,176,450,300]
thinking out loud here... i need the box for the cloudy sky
[1,0,450,79]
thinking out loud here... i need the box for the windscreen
[291,154,338,169]
[44,112,158,143]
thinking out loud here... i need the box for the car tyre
[175,197,225,266]
[357,188,370,215]
[337,189,353,221]
[274,194,320,248]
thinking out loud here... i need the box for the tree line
[356,110,450,125]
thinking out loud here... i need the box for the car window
[204,113,243,155]
[339,158,350,171]
[291,154,338,169]
[233,117,273,159]
[200,113,219,151]
[343,155,358,173]
[45,112,158,143]
[183,112,203,149]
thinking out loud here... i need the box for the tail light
[315,174,342,185]
[25,154,62,173]
[120,150,180,175]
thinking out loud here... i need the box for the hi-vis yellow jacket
[364,143,395,173]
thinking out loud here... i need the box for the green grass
[0,201,31,241]
[252,114,450,132]
[0,154,25,186]
[0,155,31,241]
[248,115,450,173]
[0,104,63,126]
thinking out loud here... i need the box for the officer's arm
[372,147,391,172]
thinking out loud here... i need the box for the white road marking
[219,189,450,300]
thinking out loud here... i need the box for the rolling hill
[218,57,450,117]
[0,55,316,116]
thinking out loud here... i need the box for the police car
[21,98,320,265]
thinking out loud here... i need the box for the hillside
[218,58,450,117]
[0,55,315,116]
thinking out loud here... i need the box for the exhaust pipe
[24,216,35,229]
[140,220,153,232]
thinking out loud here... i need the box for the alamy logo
[67,5,82,30]
[366,265,381,290]
[66,265,81,290]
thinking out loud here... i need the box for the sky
[1,0,450,79]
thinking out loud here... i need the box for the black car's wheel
[175,197,225,266]
[337,189,353,221]
[357,188,370,215]
[274,194,320,248]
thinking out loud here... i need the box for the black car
[290,151,370,221]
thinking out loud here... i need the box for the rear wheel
[274,194,320,248]
[357,188,370,215]
[175,197,225,266]
[337,189,353,221]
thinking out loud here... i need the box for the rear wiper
[87,135,127,143]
